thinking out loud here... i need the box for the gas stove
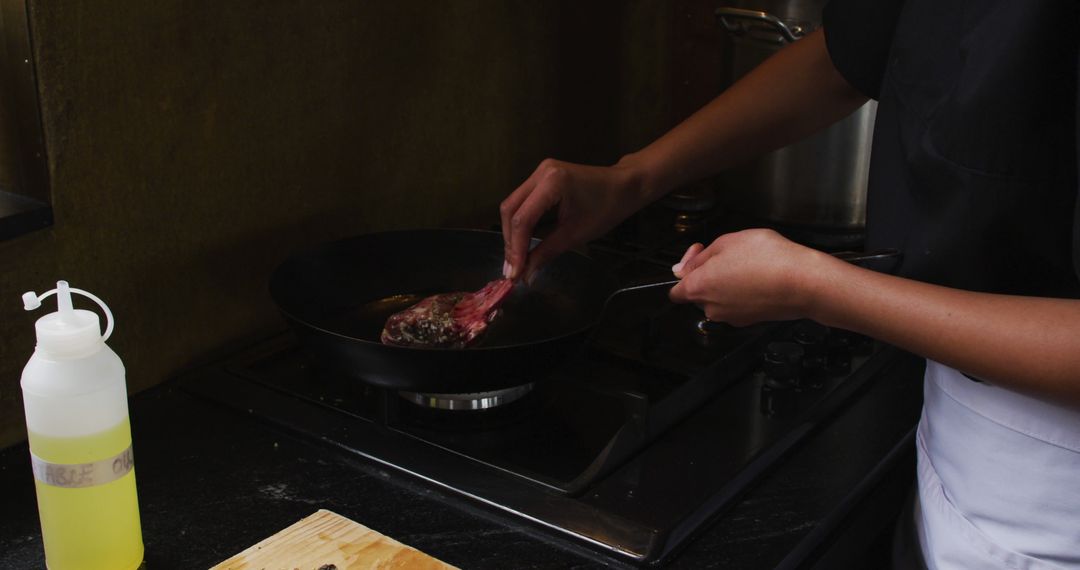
[178,204,898,566]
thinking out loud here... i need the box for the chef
[499,1,1080,568]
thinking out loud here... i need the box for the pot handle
[715,7,807,44]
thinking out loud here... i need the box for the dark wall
[0,1,676,446]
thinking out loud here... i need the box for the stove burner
[399,383,535,411]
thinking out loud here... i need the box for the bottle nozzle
[55,281,80,326]
[20,280,115,342]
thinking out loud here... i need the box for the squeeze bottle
[19,280,144,570]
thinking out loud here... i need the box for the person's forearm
[804,253,1080,406]
[622,28,868,201]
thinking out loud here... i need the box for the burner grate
[399,383,535,411]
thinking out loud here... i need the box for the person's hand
[500,158,647,283]
[669,229,831,326]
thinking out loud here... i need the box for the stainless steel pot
[717,1,876,233]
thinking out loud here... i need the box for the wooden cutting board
[210,509,459,570]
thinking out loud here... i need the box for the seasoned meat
[381,279,513,348]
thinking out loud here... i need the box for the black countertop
[0,345,923,569]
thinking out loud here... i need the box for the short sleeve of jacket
[822,0,906,100]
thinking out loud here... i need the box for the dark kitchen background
[0,0,728,448]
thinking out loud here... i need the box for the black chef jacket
[822,0,1080,299]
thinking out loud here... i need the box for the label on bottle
[30,446,134,489]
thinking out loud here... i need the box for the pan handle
[587,248,902,343]
[586,277,682,347]
[597,249,900,311]
[596,277,682,325]
[608,278,682,298]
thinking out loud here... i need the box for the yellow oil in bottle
[29,419,144,570]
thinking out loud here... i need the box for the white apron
[915,361,1080,569]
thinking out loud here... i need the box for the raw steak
[381,278,514,348]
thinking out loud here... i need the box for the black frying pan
[269,229,620,393]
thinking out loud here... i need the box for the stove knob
[761,376,797,416]
[826,334,852,375]
[793,321,828,388]
[761,342,804,416]
[763,341,804,383]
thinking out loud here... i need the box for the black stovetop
[179,205,894,566]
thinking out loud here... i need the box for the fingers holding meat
[500,158,648,283]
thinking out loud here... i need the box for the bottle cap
[22,281,114,359]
